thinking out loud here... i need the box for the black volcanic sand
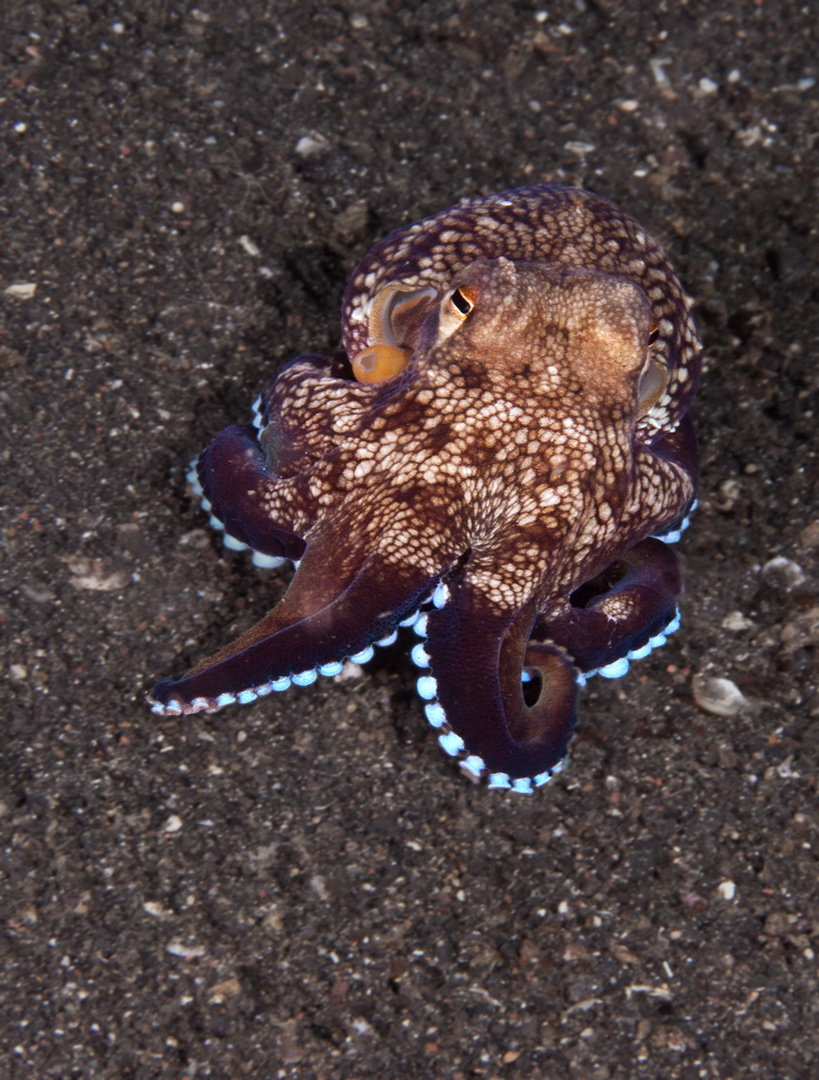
[2,3,818,1078]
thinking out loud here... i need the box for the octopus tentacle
[195,425,307,562]
[420,579,578,789]
[260,354,381,475]
[150,540,438,715]
[642,411,699,481]
[533,537,683,675]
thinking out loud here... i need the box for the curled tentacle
[196,425,306,562]
[535,537,683,675]
[420,582,577,789]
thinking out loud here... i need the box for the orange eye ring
[450,287,475,320]
[351,343,411,384]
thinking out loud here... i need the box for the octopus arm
[261,354,381,475]
[196,425,307,561]
[628,436,698,538]
[533,537,683,673]
[150,538,438,715]
[421,573,578,784]
[643,412,699,510]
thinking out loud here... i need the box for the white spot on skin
[425,703,447,728]
[599,657,629,679]
[411,643,431,667]
[461,754,485,777]
[416,676,438,700]
[319,661,344,677]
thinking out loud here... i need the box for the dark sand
[2,3,817,1077]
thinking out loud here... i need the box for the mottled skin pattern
[150,185,700,792]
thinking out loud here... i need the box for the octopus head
[411,257,661,418]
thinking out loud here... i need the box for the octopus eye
[647,323,660,347]
[352,282,438,384]
[450,287,475,320]
[371,283,438,348]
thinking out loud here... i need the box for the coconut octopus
[150,185,700,792]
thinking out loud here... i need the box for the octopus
[150,185,700,793]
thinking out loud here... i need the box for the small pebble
[4,282,37,299]
[334,200,370,241]
[717,881,736,901]
[761,556,805,590]
[143,901,171,918]
[208,977,240,1002]
[692,674,749,717]
[239,234,260,257]
[721,611,755,632]
[780,608,819,654]
[166,940,205,958]
[650,58,671,90]
[564,140,596,156]
[295,133,329,157]
[337,660,364,681]
[718,478,741,503]
[21,581,57,603]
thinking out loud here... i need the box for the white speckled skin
[151,185,700,788]
[342,185,700,442]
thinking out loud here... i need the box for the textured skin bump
[150,185,700,789]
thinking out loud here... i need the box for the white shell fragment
[721,611,755,632]
[691,674,749,717]
[4,282,37,299]
[717,881,736,901]
[761,556,805,590]
[295,132,330,157]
